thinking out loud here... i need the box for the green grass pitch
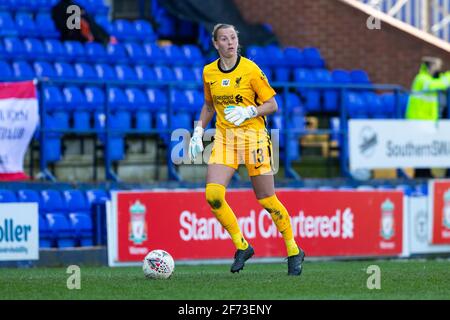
[1,259,450,300]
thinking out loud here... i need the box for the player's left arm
[253,96,278,117]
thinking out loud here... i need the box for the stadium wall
[233,0,450,88]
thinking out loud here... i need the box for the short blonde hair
[211,23,239,41]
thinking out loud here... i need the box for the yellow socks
[205,183,249,250]
[258,194,300,257]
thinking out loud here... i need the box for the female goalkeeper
[189,23,305,276]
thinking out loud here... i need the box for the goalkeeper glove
[189,126,204,162]
[224,105,258,126]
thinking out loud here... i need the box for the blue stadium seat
[312,69,336,112]
[133,19,156,42]
[17,189,42,208]
[34,61,56,78]
[63,190,90,214]
[173,66,196,82]
[68,213,93,246]
[125,87,152,131]
[380,93,396,118]
[85,42,107,63]
[124,87,148,111]
[154,65,175,82]
[39,215,52,248]
[54,62,76,79]
[0,12,18,37]
[64,40,86,62]
[0,190,17,202]
[345,92,367,118]
[106,43,128,64]
[63,86,90,130]
[115,64,138,81]
[40,190,66,215]
[362,92,384,118]
[261,67,273,82]
[107,87,130,112]
[135,64,157,82]
[94,63,116,81]
[332,69,352,84]
[3,37,26,60]
[124,42,146,63]
[350,69,371,84]
[293,68,321,112]
[113,19,138,41]
[15,12,37,37]
[85,86,105,113]
[23,38,47,61]
[43,39,67,61]
[181,44,204,66]
[283,47,304,68]
[184,89,204,115]
[74,62,98,80]
[265,45,286,68]
[0,61,13,79]
[146,88,168,112]
[170,89,190,113]
[192,67,202,82]
[42,85,64,112]
[12,60,34,79]
[85,189,109,207]
[302,47,325,68]
[142,42,165,65]
[246,45,268,67]
[89,0,109,15]
[161,44,186,66]
[45,213,76,248]
[35,12,59,38]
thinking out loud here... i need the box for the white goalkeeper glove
[224,105,258,126]
[189,126,204,162]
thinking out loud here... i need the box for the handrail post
[283,84,300,180]
[339,87,351,178]
[37,79,56,181]
[104,83,119,182]
[167,83,181,181]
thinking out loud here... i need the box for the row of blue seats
[42,86,204,112]
[0,0,108,15]
[0,13,156,42]
[0,38,204,66]
[0,188,109,214]
[40,212,93,248]
[247,45,325,69]
[0,60,203,83]
[0,188,108,248]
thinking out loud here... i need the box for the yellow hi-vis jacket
[405,64,450,120]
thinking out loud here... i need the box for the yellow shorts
[208,128,273,176]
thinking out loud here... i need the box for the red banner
[430,180,450,244]
[113,190,404,262]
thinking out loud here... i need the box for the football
[143,249,175,279]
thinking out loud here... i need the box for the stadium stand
[0,0,420,249]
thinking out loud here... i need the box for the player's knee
[205,183,226,210]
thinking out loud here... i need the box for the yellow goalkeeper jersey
[202,55,276,134]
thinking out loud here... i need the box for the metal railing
[3,77,448,182]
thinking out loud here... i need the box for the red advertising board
[111,189,403,263]
[430,180,450,244]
